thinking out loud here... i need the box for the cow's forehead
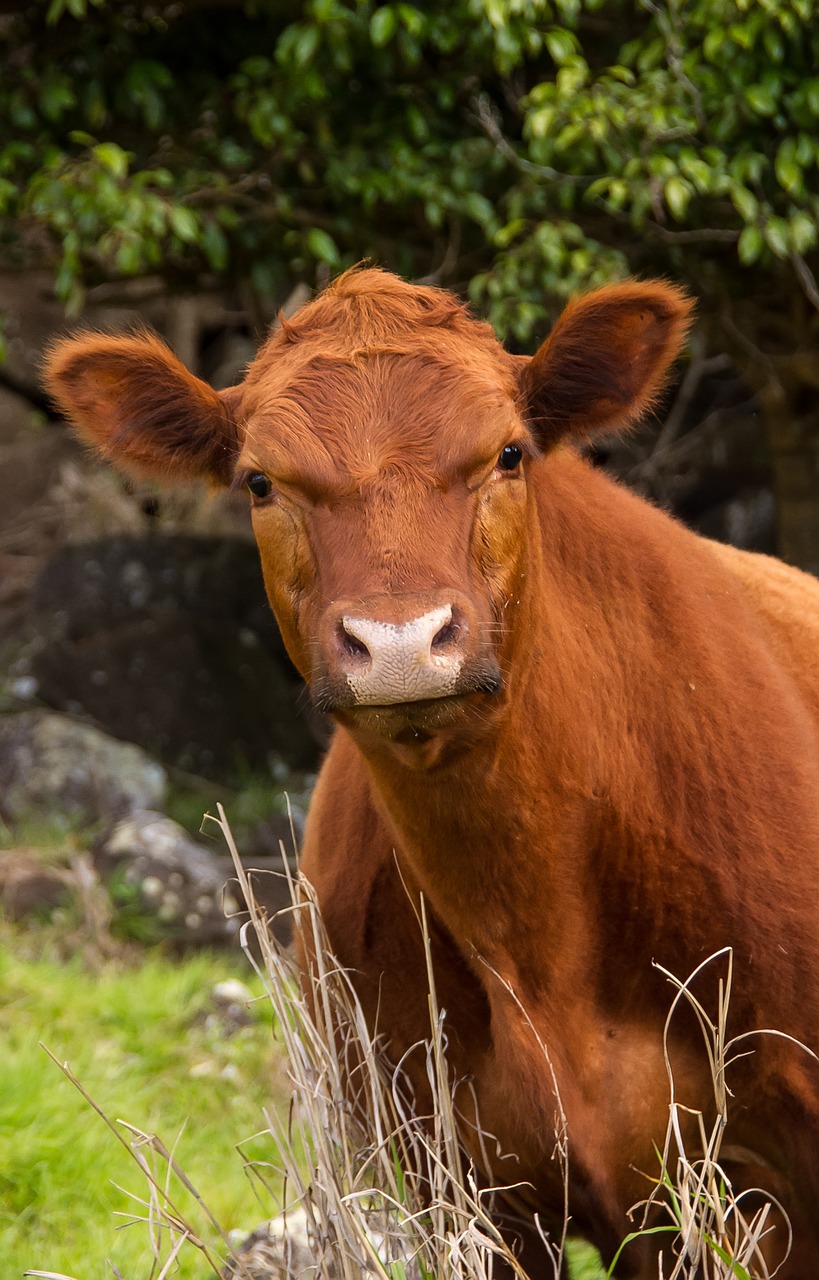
[238,346,523,492]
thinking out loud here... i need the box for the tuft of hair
[277,265,499,349]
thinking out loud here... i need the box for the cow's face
[233,347,531,746]
[44,271,691,752]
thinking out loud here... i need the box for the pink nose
[338,603,462,705]
[317,592,499,710]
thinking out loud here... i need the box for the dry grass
[26,809,813,1280]
[219,801,562,1280]
[612,948,814,1280]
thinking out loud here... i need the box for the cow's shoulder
[707,538,819,621]
[704,540,819,702]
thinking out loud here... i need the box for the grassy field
[0,926,283,1280]
[0,915,609,1280]
[0,800,772,1280]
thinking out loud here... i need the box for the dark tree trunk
[761,352,819,577]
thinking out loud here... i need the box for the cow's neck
[354,719,599,986]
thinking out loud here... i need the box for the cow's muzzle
[313,591,501,714]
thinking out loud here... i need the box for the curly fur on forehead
[243,268,518,408]
[279,266,497,344]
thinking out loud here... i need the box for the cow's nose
[334,603,467,705]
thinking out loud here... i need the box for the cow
[44,269,819,1277]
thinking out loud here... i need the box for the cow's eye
[497,444,523,472]
[246,472,272,499]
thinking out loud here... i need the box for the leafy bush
[1,0,817,342]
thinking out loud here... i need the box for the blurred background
[0,2,817,1274]
[3,0,818,987]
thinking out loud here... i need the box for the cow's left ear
[519,280,693,447]
[43,330,242,484]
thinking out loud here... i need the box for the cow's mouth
[314,672,502,743]
[344,693,471,734]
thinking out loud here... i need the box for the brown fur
[44,269,819,1277]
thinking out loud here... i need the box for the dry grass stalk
[34,1044,249,1280]
[214,800,565,1280]
[617,947,816,1280]
[28,804,568,1280]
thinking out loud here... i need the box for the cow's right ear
[43,331,242,485]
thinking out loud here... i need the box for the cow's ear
[519,280,693,447]
[43,331,242,484]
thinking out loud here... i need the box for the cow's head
[44,270,691,754]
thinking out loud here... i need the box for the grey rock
[0,710,167,827]
[224,1207,406,1280]
[97,809,240,945]
[224,1209,322,1280]
[96,807,300,947]
[27,535,322,779]
[211,978,256,1028]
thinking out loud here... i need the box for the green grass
[0,916,607,1280]
[165,768,315,851]
[0,926,284,1279]
[565,1240,605,1279]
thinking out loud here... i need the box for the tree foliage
[1,0,817,349]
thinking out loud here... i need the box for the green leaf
[606,178,628,210]
[790,212,816,256]
[41,78,76,121]
[763,27,784,63]
[804,78,819,117]
[463,191,494,226]
[46,0,86,22]
[606,1225,679,1278]
[306,226,339,264]
[705,1240,752,1280]
[731,185,758,223]
[775,145,802,195]
[664,176,692,221]
[556,59,588,95]
[115,238,143,275]
[169,205,199,244]
[763,216,790,258]
[545,29,576,65]
[677,149,710,191]
[293,25,320,66]
[92,143,129,180]
[737,224,763,265]
[744,84,777,116]
[397,5,425,37]
[703,27,725,61]
[526,106,555,140]
[370,7,398,47]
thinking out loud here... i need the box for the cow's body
[304,447,819,1273]
[44,269,819,1276]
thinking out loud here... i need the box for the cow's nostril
[339,622,370,662]
[431,620,459,651]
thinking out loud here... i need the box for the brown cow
[45,270,819,1277]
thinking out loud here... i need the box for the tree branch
[792,253,819,313]
[469,93,596,185]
